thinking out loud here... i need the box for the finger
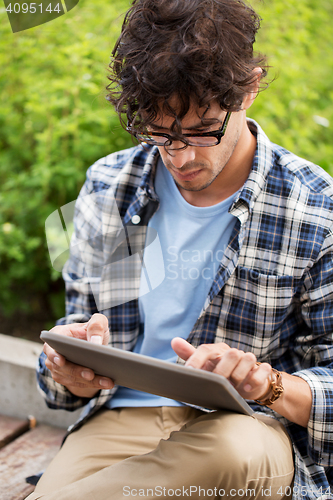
[43,342,66,368]
[211,348,244,378]
[50,323,89,340]
[242,362,272,397]
[53,369,114,390]
[224,351,257,388]
[44,346,94,381]
[171,337,196,361]
[86,314,109,345]
[44,341,113,388]
[184,343,231,370]
[45,356,114,390]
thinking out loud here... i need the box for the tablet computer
[40,331,253,416]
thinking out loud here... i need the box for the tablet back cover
[41,331,253,416]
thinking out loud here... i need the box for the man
[29,0,333,498]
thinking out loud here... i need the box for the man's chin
[173,177,214,192]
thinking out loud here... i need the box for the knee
[189,412,267,474]
[193,411,293,489]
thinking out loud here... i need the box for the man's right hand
[43,313,114,398]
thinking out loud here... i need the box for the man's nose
[167,145,196,169]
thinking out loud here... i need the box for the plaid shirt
[37,120,333,499]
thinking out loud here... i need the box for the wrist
[255,364,284,406]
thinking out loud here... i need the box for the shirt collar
[138,146,160,201]
[230,119,274,215]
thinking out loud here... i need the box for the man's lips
[171,168,203,181]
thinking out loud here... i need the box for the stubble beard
[161,128,240,192]
[165,147,236,193]
[172,166,222,192]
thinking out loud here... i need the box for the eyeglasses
[127,111,231,150]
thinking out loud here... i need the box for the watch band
[255,365,284,406]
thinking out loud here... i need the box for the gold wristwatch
[255,365,284,406]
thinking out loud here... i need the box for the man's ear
[242,67,263,110]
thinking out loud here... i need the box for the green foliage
[0,0,332,326]
[0,0,133,319]
[250,0,333,175]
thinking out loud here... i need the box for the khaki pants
[26,407,294,500]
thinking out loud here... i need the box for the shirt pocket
[217,267,296,357]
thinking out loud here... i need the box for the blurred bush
[0,0,133,324]
[0,0,332,330]
[251,0,333,174]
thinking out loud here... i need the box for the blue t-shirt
[109,158,238,408]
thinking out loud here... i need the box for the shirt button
[131,215,141,225]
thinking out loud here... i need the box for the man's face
[150,100,245,194]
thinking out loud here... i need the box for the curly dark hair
[106,0,268,134]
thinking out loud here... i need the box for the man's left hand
[171,337,272,401]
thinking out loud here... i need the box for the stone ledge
[0,333,81,429]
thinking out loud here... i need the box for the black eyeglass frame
[126,111,232,149]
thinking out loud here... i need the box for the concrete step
[0,333,81,428]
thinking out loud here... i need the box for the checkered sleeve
[60,165,107,323]
[293,227,333,467]
[59,147,142,323]
[36,162,113,411]
[36,147,147,412]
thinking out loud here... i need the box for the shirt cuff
[293,367,333,466]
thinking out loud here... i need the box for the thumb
[86,313,109,345]
[171,337,196,361]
